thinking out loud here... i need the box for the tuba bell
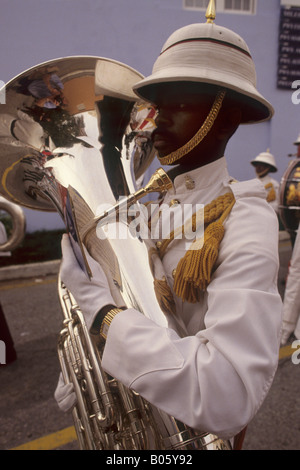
[0,196,26,252]
[279,157,300,244]
[0,57,231,450]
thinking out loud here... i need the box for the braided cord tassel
[173,193,235,302]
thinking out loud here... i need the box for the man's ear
[217,107,242,140]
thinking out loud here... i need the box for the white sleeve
[102,192,282,439]
[282,225,300,328]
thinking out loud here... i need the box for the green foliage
[0,229,65,267]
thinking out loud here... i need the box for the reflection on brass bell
[169,199,180,207]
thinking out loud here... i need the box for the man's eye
[153,103,191,113]
[169,103,188,111]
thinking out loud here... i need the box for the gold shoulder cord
[100,308,124,340]
[265,183,276,202]
[156,192,236,303]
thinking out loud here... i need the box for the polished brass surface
[206,0,216,23]
[58,280,232,450]
[0,196,26,251]
[0,56,231,450]
[279,158,300,234]
[0,56,155,212]
[79,167,173,245]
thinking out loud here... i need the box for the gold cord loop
[158,89,226,166]
[156,192,235,302]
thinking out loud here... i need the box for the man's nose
[155,108,172,126]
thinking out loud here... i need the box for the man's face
[152,90,215,159]
[254,163,270,177]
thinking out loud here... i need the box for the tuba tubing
[0,56,232,450]
[279,157,300,236]
[57,278,153,450]
[0,196,26,252]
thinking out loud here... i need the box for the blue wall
[0,0,297,230]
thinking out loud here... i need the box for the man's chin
[257,170,269,177]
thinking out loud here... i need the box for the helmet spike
[206,0,216,23]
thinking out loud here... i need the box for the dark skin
[94,86,242,334]
[151,86,242,175]
[253,163,272,178]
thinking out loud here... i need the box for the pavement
[0,229,291,283]
[0,230,299,451]
[0,262,78,451]
[0,259,60,282]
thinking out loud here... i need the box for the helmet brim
[133,75,273,125]
[251,161,277,173]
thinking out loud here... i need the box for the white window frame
[183,0,257,15]
[281,0,300,6]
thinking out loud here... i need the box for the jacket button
[169,199,180,206]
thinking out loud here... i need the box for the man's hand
[60,234,115,331]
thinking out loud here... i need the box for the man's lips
[152,130,171,150]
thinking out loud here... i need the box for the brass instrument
[279,158,300,238]
[0,57,231,450]
[0,196,26,252]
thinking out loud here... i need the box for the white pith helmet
[133,8,273,124]
[294,133,300,145]
[251,150,278,173]
[95,58,144,101]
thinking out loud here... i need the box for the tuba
[0,57,231,450]
[279,157,300,242]
[0,196,26,252]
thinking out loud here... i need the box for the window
[281,0,300,6]
[183,0,257,14]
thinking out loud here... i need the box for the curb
[0,260,60,282]
[0,231,291,282]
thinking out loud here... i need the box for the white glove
[54,373,76,412]
[60,234,115,331]
[280,324,293,346]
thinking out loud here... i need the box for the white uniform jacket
[257,174,280,213]
[102,157,282,439]
[0,109,45,150]
[282,224,300,340]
